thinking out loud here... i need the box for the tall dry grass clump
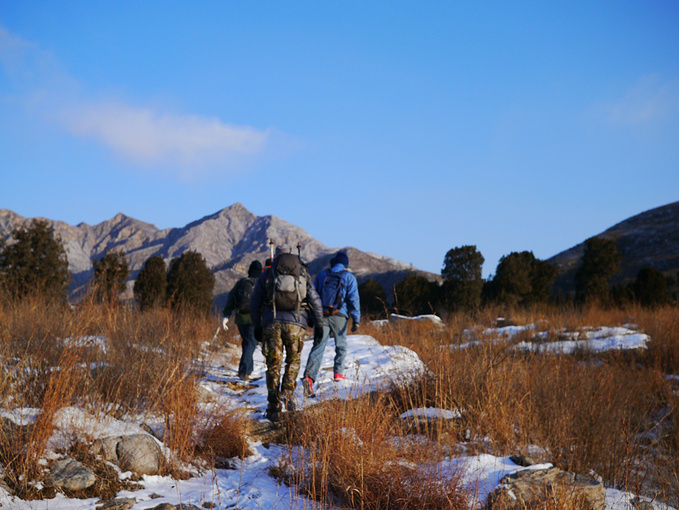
[277,394,467,509]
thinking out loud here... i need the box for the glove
[313,325,324,344]
[254,326,263,342]
[351,322,360,333]
[222,317,229,331]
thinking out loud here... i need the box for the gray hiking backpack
[266,253,308,320]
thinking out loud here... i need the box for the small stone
[509,454,535,467]
[96,497,136,510]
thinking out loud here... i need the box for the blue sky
[1,2,678,277]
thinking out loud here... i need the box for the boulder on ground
[49,458,96,491]
[487,466,605,510]
[92,433,163,475]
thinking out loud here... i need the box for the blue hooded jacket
[314,263,361,324]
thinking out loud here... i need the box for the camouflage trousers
[263,322,307,413]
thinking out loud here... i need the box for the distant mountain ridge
[548,201,679,293]
[0,203,432,306]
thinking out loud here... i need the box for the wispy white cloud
[62,101,270,168]
[0,26,272,177]
[600,76,679,126]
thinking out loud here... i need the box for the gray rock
[509,454,535,467]
[487,466,605,510]
[49,458,96,491]
[148,504,202,510]
[96,498,136,510]
[92,433,163,476]
[117,434,163,475]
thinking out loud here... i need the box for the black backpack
[266,253,307,319]
[237,277,256,314]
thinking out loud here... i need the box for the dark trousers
[237,323,258,377]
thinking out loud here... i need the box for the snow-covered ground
[452,324,650,354]
[0,329,671,509]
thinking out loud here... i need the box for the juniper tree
[92,251,130,303]
[0,219,70,300]
[574,237,621,305]
[134,255,167,311]
[632,266,671,308]
[166,251,215,315]
[441,245,484,311]
[358,278,388,319]
[394,272,438,316]
[485,251,557,307]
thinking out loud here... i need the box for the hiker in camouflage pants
[250,244,326,422]
[262,322,307,413]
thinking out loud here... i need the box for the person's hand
[351,322,360,333]
[314,325,324,343]
[254,326,263,342]
[222,317,229,331]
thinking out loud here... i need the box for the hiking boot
[238,373,250,382]
[282,392,297,412]
[265,409,280,423]
[302,376,316,397]
[333,373,346,381]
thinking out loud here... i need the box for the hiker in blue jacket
[302,250,360,397]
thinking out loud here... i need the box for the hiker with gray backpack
[250,243,326,422]
[222,259,263,381]
[302,250,360,398]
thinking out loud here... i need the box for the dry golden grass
[0,293,231,491]
[1,291,678,507]
[277,394,467,509]
[365,305,679,505]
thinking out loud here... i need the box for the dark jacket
[250,263,325,330]
[222,276,256,326]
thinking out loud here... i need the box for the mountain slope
[548,201,679,293]
[0,204,433,305]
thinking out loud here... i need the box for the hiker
[250,244,325,422]
[302,250,360,397]
[222,260,262,381]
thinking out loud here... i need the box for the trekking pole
[269,239,276,318]
[211,326,220,343]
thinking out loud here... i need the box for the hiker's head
[248,260,263,277]
[334,251,349,267]
[275,244,292,257]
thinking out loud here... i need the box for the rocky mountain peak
[0,204,437,305]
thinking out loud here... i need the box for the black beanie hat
[334,251,349,267]
[248,260,263,277]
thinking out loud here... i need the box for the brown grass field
[1,293,678,507]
